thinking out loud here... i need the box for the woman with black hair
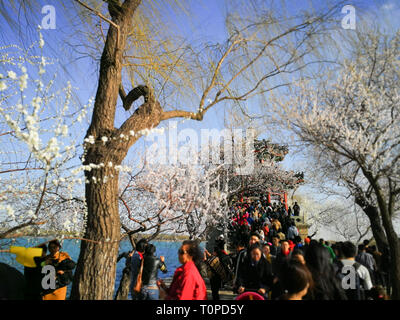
[157,240,207,300]
[141,243,167,300]
[304,242,347,300]
[277,260,313,300]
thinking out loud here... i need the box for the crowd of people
[7,198,391,301]
[229,198,302,246]
[127,234,390,300]
[126,198,392,301]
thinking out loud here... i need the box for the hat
[304,237,311,244]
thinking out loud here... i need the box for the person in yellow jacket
[42,240,74,300]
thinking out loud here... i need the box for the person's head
[272,236,280,247]
[37,244,47,257]
[281,240,290,254]
[136,239,148,253]
[363,239,370,247]
[262,243,271,256]
[215,237,225,251]
[332,243,343,259]
[145,243,156,256]
[179,240,202,265]
[279,261,313,299]
[48,240,61,256]
[291,249,306,265]
[294,235,302,245]
[304,242,333,273]
[304,237,311,245]
[249,233,261,246]
[236,241,246,251]
[358,244,366,253]
[370,245,377,252]
[249,243,263,263]
[341,241,357,259]
[319,238,324,245]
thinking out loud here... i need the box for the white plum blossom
[7,71,17,79]
[0,35,88,238]
[0,81,7,91]
[19,73,28,91]
[84,135,95,144]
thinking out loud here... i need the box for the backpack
[336,260,365,300]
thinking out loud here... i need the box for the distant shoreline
[0,232,196,242]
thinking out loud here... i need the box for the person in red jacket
[157,240,207,300]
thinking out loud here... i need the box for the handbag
[133,256,144,293]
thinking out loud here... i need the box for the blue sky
[1,0,399,240]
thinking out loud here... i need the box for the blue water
[0,237,192,299]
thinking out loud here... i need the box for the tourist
[291,248,306,265]
[236,243,274,299]
[234,232,262,290]
[356,244,376,285]
[293,236,304,250]
[274,239,292,268]
[262,222,269,240]
[302,236,311,254]
[232,241,247,294]
[276,260,313,300]
[157,240,207,300]
[248,232,261,247]
[141,243,168,300]
[369,245,385,287]
[130,238,148,300]
[205,236,232,300]
[262,242,275,264]
[24,244,47,300]
[304,242,347,300]
[337,241,373,300]
[42,240,76,300]
[293,202,300,216]
[270,236,280,256]
[322,241,336,262]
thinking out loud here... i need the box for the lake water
[0,237,196,299]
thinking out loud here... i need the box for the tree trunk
[114,267,131,300]
[355,197,389,253]
[378,203,400,299]
[368,182,400,300]
[71,166,121,299]
[70,0,145,300]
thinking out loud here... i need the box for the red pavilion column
[284,192,288,212]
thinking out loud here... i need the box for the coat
[166,260,207,300]
[236,256,274,292]
[142,255,167,286]
[42,252,73,300]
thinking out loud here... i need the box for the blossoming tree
[0,35,89,241]
[270,30,400,298]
